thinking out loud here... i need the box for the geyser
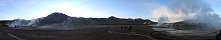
[150,0,221,29]
[156,16,168,27]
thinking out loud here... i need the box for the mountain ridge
[7,12,157,28]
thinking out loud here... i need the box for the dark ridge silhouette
[2,12,158,27]
[38,12,70,26]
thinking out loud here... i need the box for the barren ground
[0,25,217,40]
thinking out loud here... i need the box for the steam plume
[156,16,168,27]
[149,0,221,29]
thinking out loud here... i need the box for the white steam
[149,0,221,29]
[156,16,168,27]
[27,19,39,26]
[9,19,39,27]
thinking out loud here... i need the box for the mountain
[9,12,70,27]
[38,12,70,26]
[8,12,157,29]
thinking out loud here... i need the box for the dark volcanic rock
[38,12,70,26]
[216,30,221,40]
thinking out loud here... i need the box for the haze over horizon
[0,0,220,21]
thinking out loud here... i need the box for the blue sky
[0,0,220,20]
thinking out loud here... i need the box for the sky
[0,0,220,20]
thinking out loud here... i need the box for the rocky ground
[0,25,218,40]
[0,25,154,40]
